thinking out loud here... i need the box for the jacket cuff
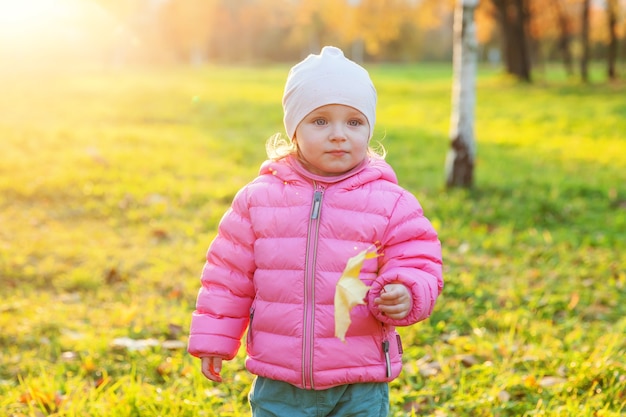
[366,275,430,326]
[187,334,240,360]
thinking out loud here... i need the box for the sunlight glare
[0,0,124,72]
[0,0,65,35]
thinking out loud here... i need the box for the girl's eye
[313,118,327,126]
[348,119,362,127]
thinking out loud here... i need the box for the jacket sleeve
[367,190,443,326]
[188,186,256,360]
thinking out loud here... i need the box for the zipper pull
[311,190,322,219]
[382,340,391,377]
[248,307,255,343]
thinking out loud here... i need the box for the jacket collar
[259,155,398,188]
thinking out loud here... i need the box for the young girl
[188,46,443,416]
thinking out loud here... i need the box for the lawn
[0,62,624,416]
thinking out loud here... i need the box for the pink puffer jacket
[188,156,443,390]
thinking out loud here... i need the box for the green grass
[0,63,625,416]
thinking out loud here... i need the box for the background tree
[607,0,619,79]
[527,0,577,76]
[349,0,407,59]
[290,0,340,54]
[490,0,532,82]
[581,0,591,82]
[447,0,479,188]
[554,0,575,76]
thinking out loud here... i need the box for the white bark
[446,0,479,188]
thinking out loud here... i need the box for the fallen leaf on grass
[416,354,441,377]
[60,351,79,362]
[95,375,111,389]
[151,228,169,240]
[498,390,511,402]
[110,337,186,351]
[82,356,97,372]
[166,286,183,300]
[157,359,174,376]
[418,361,441,377]
[204,388,227,399]
[19,389,53,405]
[168,323,184,338]
[334,247,378,342]
[524,375,538,387]
[111,337,159,351]
[161,340,186,350]
[105,267,126,285]
[180,365,195,378]
[539,376,567,387]
[567,292,580,310]
[457,354,479,367]
[19,388,63,413]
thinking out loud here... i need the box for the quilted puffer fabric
[188,155,442,390]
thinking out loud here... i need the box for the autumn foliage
[92,0,625,66]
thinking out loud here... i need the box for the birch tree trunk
[446,0,479,188]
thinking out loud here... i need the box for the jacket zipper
[248,306,255,345]
[382,324,391,378]
[302,182,324,389]
[382,340,391,378]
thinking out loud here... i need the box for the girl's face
[293,104,370,177]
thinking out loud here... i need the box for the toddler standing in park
[188,46,443,416]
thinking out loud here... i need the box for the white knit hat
[282,46,377,140]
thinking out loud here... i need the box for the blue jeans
[248,376,389,417]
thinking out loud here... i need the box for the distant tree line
[480,0,624,81]
[99,0,625,81]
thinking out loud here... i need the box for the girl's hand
[201,356,223,382]
[374,283,411,320]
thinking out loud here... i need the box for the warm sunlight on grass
[0,63,624,415]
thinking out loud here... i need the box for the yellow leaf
[334,248,378,342]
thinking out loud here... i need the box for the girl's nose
[329,123,347,141]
